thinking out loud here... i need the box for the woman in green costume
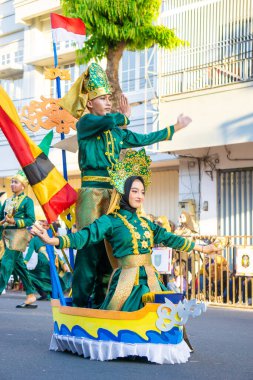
[32,150,218,311]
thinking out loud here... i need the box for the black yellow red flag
[0,86,77,223]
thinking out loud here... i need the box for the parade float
[49,292,206,364]
[0,82,207,363]
[0,13,207,365]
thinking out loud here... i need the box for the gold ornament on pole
[44,67,71,80]
[20,96,77,134]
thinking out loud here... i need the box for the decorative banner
[235,246,253,276]
[20,96,77,134]
[152,247,173,274]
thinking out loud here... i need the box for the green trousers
[73,187,113,308]
[28,254,70,296]
[0,248,35,295]
[73,242,112,308]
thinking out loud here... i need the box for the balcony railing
[160,56,253,97]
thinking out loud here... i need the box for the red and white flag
[50,13,86,49]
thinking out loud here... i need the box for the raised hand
[119,94,131,118]
[174,113,192,132]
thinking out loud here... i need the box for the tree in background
[61,0,185,110]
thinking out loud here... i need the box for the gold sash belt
[3,228,30,252]
[107,254,161,311]
[82,175,111,183]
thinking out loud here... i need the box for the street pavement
[0,291,252,380]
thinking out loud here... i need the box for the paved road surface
[0,292,252,380]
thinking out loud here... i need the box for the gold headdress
[108,148,152,195]
[59,63,112,119]
[12,169,28,186]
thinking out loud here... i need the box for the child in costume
[59,63,193,308]
[0,171,37,308]
[32,149,219,311]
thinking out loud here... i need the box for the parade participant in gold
[0,171,37,308]
[59,63,192,308]
[32,150,218,311]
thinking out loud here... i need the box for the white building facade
[0,0,253,235]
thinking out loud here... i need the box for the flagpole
[52,41,75,270]
[47,229,66,305]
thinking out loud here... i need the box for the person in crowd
[0,171,37,308]
[24,223,71,300]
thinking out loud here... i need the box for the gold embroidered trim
[123,115,128,126]
[65,235,71,248]
[107,254,161,310]
[180,238,191,252]
[18,220,25,228]
[82,175,111,183]
[118,254,152,268]
[5,194,26,217]
[139,217,154,248]
[61,235,70,249]
[114,212,139,254]
[107,267,138,310]
[180,239,188,251]
[88,87,112,100]
[166,126,171,140]
[104,130,116,168]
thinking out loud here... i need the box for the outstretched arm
[31,215,113,251]
[121,113,192,149]
[149,220,222,255]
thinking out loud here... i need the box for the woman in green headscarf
[31,150,219,312]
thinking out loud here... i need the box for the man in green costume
[59,63,192,308]
[0,171,37,307]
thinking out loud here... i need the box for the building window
[0,78,24,112]
[120,49,154,93]
[1,54,10,65]
[55,41,72,51]
[14,50,23,63]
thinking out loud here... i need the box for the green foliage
[61,0,185,64]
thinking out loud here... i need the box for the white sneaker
[2,289,6,294]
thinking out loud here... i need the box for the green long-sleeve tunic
[0,193,35,252]
[58,209,194,311]
[77,113,174,188]
[25,236,70,295]
[0,193,35,230]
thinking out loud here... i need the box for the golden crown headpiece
[108,149,152,194]
[12,169,28,186]
[59,63,111,119]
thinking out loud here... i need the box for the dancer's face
[87,94,112,116]
[11,179,24,195]
[128,180,145,209]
